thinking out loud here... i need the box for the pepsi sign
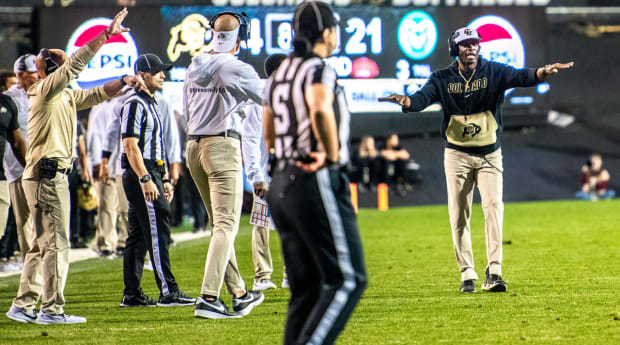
[66,18,139,90]
[397,11,438,61]
[468,15,525,71]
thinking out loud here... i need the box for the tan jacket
[24,45,109,179]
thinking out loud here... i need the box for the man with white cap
[2,54,38,260]
[380,26,573,293]
[0,58,29,245]
[184,11,264,319]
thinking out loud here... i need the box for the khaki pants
[91,181,118,252]
[15,174,71,314]
[186,137,245,298]
[0,180,10,239]
[444,147,503,281]
[252,225,273,281]
[9,178,34,258]
[115,177,129,249]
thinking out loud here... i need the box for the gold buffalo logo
[167,14,214,62]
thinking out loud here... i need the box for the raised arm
[39,8,130,101]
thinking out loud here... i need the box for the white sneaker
[253,279,277,291]
[35,311,86,324]
[281,278,290,289]
[6,305,37,323]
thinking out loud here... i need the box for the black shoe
[115,247,125,257]
[232,290,264,316]
[460,279,476,293]
[481,267,507,292]
[157,290,197,307]
[194,297,241,319]
[99,250,115,259]
[120,294,157,307]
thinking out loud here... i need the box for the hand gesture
[378,94,411,108]
[141,180,159,202]
[163,182,174,203]
[107,8,130,36]
[296,151,326,173]
[122,75,148,93]
[542,62,574,76]
[253,181,268,199]
[99,163,110,185]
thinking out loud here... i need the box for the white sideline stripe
[309,169,357,345]
[0,232,210,279]
[144,199,169,295]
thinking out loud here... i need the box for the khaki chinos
[0,181,10,239]
[252,225,273,281]
[115,177,129,249]
[16,172,71,314]
[93,181,119,252]
[9,178,33,258]
[444,147,503,281]
[186,136,246,298]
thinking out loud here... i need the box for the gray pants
[444,147,503,281]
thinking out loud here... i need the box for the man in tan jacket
[5,8,146,325]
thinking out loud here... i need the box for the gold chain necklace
[458,68,476,93]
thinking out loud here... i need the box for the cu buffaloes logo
[167,14,214,62]
[462,123,481,138]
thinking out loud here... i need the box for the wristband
[162,179,171,185]
[119,74,127,86]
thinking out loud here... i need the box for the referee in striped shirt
[263,2,367,344]
[120,53,195,307]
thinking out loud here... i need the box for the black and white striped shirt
[120,90,166,162]
[264,55,350,167]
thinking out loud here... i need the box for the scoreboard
[39,5,549,116]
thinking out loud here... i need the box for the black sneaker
[481,267,507,292]
[120,294,157,307]
[157,290,197,307]
[460,279,476,293]
[194,297,241,319]
[232,290,264,316]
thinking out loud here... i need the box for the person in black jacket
[380,27,573,293]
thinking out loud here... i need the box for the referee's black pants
[267,166,368,345]
[122,163,179,297]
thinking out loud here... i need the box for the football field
[1,200,619,344]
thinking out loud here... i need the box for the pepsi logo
[468,15,525,95]
[397,11,438,60]
[66,18,138,89]
[468,15,525,70]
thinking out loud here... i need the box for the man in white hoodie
[184,11,264,319]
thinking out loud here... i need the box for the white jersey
[87,99,115,175]
[3,85,29,183]
[242,103,268,185]
[183,53,264,136]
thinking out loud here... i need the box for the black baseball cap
[134,53,172,74]
[293,1,339,37]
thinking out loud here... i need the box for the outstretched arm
[536,62,574,82]
[378,77,438,112]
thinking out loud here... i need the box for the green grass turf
[1,200,619,344]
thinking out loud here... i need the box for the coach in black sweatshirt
[380,27,572,294]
